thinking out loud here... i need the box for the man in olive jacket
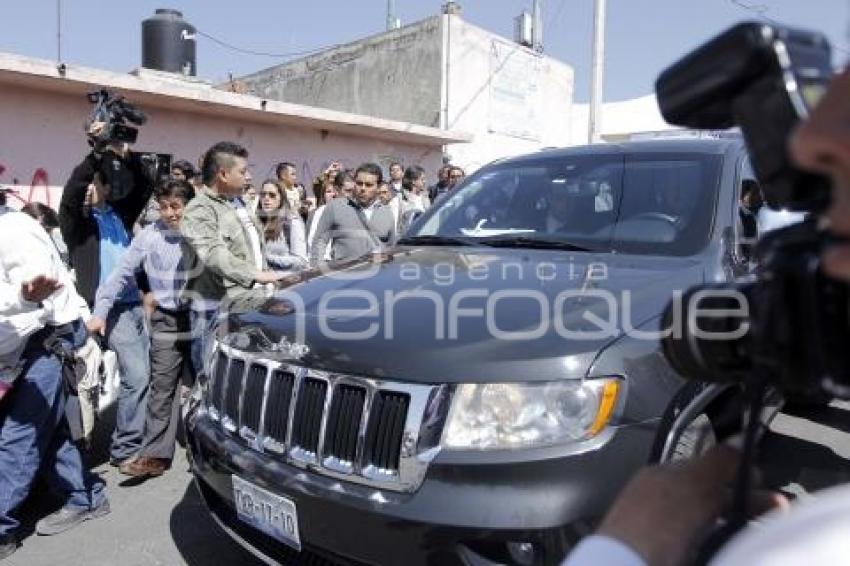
[180,142,286,374]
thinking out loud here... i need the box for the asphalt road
[6,400,850,566]
[7,407,263,566]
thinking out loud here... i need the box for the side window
[735,157,762,264]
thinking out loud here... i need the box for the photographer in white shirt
[0,199,109,560]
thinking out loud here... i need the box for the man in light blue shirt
[89,179,196,479]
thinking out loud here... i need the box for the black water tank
[142,9,196,76]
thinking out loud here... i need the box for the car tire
[671,413,717,461]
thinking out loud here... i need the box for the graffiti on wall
[0,161,55,208]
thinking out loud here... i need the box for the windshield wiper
[474,236,594,252]
[397,235,474,246]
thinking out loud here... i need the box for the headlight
[442,378,620,450]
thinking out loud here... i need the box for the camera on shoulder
[83,90,171,201]
[656,22,850,403]
[86,89,147,151]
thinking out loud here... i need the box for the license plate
[232,475,301,550]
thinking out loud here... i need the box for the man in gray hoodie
[309,162,396,264]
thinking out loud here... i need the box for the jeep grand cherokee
[186,138,760,565]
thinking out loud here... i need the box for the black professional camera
[84,90,171,201]
[656,22,850,402]
[86,89,147,151]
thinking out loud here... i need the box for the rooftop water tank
[142,9,196,76]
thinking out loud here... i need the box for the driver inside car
[544,184,574,234]
[542,178,602,236]
[652,183,687,223]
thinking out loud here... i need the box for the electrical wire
[195,29,339,59]
[726,0,850,56]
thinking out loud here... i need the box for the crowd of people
[0,132,466,559]
[1,58,850,563]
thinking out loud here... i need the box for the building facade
[0,52,467,209]
[237,12,575,173]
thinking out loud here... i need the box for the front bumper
[187,406,656,566]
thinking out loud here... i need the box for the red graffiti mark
[26,168,50,206]
[0,163,53,208]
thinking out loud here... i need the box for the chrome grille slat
[323,385,366,466]
[239,364,267,440]
[262,369,295,450]
[364,391,410,473]
[222,358,246,432]
[209,350,229,418]
[206,342,440,493]
[291,378,327,458]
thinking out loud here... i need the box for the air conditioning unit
[514,12,533,48]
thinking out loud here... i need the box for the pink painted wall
[0,83,443,210]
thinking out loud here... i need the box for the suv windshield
[413,151,723,256]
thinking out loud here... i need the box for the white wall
[239,18,445,129]
[0,83,444,209]
[445,17,574,173]
[235,15,575,176]
[569,94,679,145]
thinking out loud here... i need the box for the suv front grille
[241,364,267,434]
[263,370,295,449]
[205,343,443,492]
[363,391,410,473]
[291,378,328,458]
[209,350,229,416]
[324,385,367,467]
[222,359,245,431]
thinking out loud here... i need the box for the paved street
[6,400,850,566]
[7,407,263,566]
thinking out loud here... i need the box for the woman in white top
[397,165,431,234]
[256,180,307,272]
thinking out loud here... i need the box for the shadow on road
[759,401,850,496]
[14,404,117,545]
[84,402,118,469]
[169,481,262,566]
[782,403,850,435]
[760,431,850,491]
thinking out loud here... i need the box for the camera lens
[661,283,754,383]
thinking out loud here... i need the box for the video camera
[86,89,147,151]
[84,90,170,201]
[656,22,850,402]
[654,23,850,559]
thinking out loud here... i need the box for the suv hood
[223,247,704,383]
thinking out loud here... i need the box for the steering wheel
[630,212,678,225]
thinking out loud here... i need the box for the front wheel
[671,413,717,461]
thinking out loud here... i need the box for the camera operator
[0,199,109,560]
[58,122,153,467]
[562,64,850,566]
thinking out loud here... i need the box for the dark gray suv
[186,138,763,565]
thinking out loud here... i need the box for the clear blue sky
[1,0,847,102]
